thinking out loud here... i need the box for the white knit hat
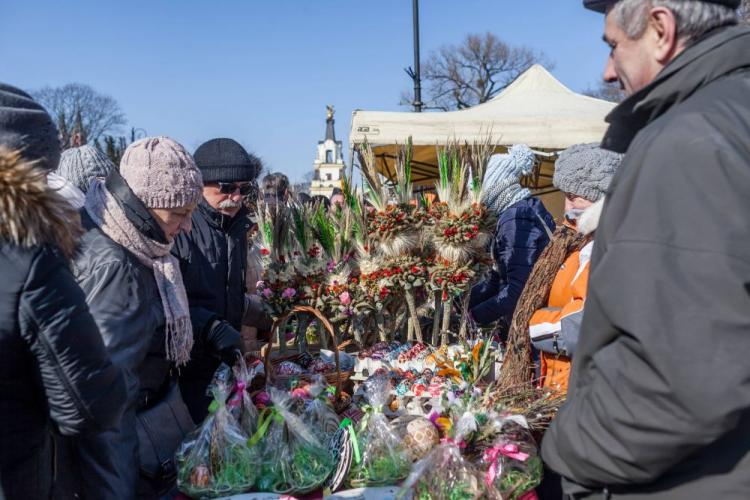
[481,144,535,214]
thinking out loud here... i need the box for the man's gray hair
[612,0,737,41]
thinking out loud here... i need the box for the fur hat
[0,83,60,171]
[57,144,117,193]
[553,143,623,202]
[120,136,203,209]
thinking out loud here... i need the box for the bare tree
[33,83,126,149]
[583,80,627,103]
[401,32,552,111]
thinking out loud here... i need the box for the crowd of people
[0,0,748,499]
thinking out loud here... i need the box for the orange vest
[529,241,592,393]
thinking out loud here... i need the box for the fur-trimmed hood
[0,146,83,259]
[576,197,604,237]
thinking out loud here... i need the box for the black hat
[584,0,740,13]
[193,138,262,183]
[0,82,60,171]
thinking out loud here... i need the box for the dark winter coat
[0,149,125,500]
[542,25,750,499]
[173,200,250,422]
[469,196,555,327]
[67,172,182,500]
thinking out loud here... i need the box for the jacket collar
[602,25,750,153]
[198,198,248,232]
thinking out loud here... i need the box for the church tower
[310,105,345,198]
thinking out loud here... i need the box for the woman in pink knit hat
[61,136,203,499]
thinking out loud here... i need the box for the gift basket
[348,374,412,487]
[399,411,487,500]
[175,380,259,498]
[263,305,351,406]
[251,386,335,494]
[480,417,542,500]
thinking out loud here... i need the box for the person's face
[330,194,344,208]
[565,193,594,213]
[150,202,196,242]
[203,181,253,217]
[602,6,680,96]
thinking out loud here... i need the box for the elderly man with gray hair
[541,1,750,498]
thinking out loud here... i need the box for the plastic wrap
[481,417,542,500]
[301,378,341,448]
[398,412,486,500]
[252,387,334,494]
[176,381,258,498]
[229,357,262,437]
[348,375,411,487]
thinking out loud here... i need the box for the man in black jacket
[542,2,750,498]
[0,83,126,500]
[174,138,263,422]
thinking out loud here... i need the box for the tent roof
[349,64,615,151]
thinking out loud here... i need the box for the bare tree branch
[32,83,126,149]
[582,80,627,103]
[402,32,552,111]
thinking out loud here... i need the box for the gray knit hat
[120,136,203,209]
[481,144,535,214]
[553,143,623,202]
[57,144,117,193]
[0,82,60,170]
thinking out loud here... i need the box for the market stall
[349,64,615,218]
[175,139,561,499]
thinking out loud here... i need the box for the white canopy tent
[348,65,616,216]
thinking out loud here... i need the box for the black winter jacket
[173,200,249,422]
[0,151,125,500]
[67,173,183,500]
[542,25,750,499]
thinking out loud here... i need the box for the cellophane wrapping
[348,374,411,487]
[176,380,259,498]
[253,386,334,494]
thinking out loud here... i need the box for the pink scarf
[85,179,193,366]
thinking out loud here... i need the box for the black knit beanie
[193,138,261,183]
[0,82,60,171]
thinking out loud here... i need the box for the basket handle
[263,305,342,400]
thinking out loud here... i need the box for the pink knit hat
[120,136,203,209]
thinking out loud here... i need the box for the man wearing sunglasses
[172,137,263,422]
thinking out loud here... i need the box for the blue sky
[1,1,611,182]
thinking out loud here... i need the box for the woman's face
[149,202,197,242]
[564,193,594,223]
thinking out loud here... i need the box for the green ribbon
[339,418,361,464]
[358,404,384,433]
[247,407,283,447]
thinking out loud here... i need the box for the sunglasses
[216,182,254,195]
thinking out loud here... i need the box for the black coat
[173,201,250,422]
[542,25,750,498]
[67,175,181,500]
[468,197,555,326]
[0,152,125,500]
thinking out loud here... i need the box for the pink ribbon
[483,444,531,487]
[228,381,246,408]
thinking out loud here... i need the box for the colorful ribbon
[340,417,361,464]
[483,443,530,486]
[247,406,283,447]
